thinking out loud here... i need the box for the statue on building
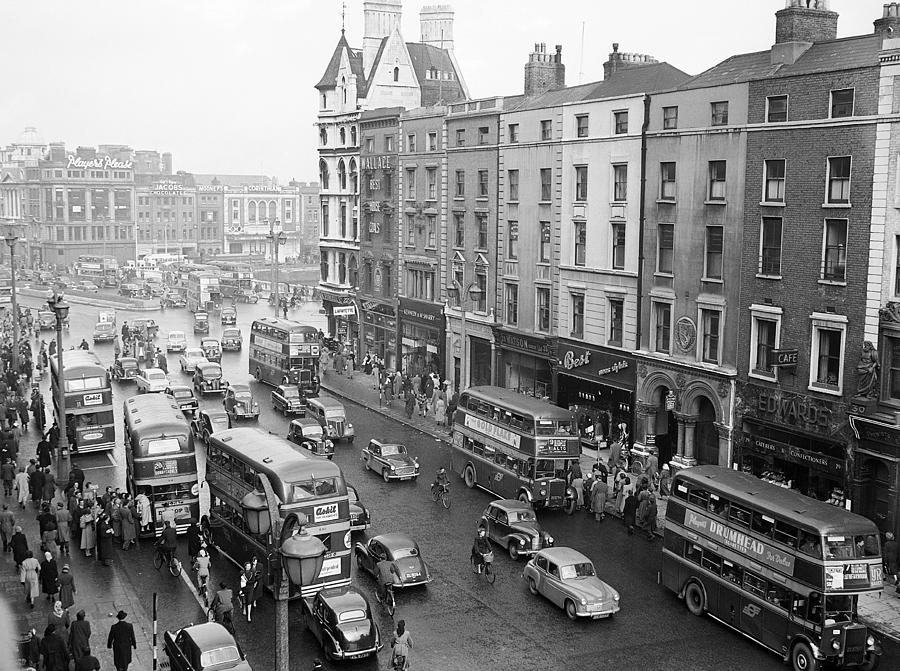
[855,341,879,399]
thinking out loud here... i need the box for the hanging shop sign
[772,349,799,367]
[320,290,355,306]
[333,305,356,317]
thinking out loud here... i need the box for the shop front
[320,289,358,349]
[738,383,850,506]
[398,297,444,378]
[553,341,635,453]
[360,298,396,371]
[849,415,900,538]
[494,328,554,399]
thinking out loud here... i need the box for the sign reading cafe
[67,155,133,170]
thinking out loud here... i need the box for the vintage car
[180,348,207,374]
[166,384,199,414]
[131,318,159,339]
[287,418,333,459]
[220,306,237,326]
[161,291,186,308]
[190,408,231,445]
[135,367,170,394]
[347,485,370,532]
[75,280,99,293]
[37,310,57,330]
[92,321,117,343]
[144,281,166,297]
[306,397,354,442]
[361,440,419,483]
[354,533,432,589]
[194,312,209,334]
[221,328,242,352]
[272,384,306,416]
[194,361,225,396]
[200,338,222,363]
[479,499,554,560]
[110,357,139,382]
[223,383,260,421]
[102,275,119,288]
[118,283,141,298]
[166,330,187,352]
[522,547,620,620]
[300,586,382,662]
[163,622,252,671]
[234,288,259,303]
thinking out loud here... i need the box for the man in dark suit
[107,610,136,670]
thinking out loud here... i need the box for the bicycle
[471,551,496,584]
[154,546,182,577]
[374,582,396,616]
[431,482,451,509]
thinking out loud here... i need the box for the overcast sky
[0,0,883,182]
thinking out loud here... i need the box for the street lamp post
[48,292,71,482]
[265,218,286,316]
[447,280,483,391]
[240,475,326,671]
[4,230,21,372]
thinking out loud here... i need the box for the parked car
[347,485,370,532]
[131,318,159,339]
[200,338,222,363]
[144,281,166,297]
[75,280,99,293]
[300,586,382,662]
[118,283,141,298]
[92,321,116,343]
[522,547,620,620]
[361,439,419,483]
[194,312,209,334]
[191,408,231,445]
[220,306,237,325]
[166,384,199,414]
[479,499,554,560]
[37,310,56,330]
[194,361,225,396]
[166,330,187,352]
[234,288,259,303]
[135,367,170,394]
[306,397,354,442]
[224,383,259,421]
[354,533,432,588]
[110,357,139,382]
[179,348,207,373]
[163,622,252,671]
[287,418,333,459]
[272,384,306,416]
[161,292,186,308]
[221,328,242,351]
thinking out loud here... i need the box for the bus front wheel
[464,465,476,489]
[684,582,706,617]
[790,641,819,671]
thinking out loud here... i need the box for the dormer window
[393,67,400,82]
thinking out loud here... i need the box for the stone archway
[695,397,719,465]
[681,383,725,466]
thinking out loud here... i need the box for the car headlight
[347,423,353,429]
[390,465,396,471]
[580,598,587,605]
[831,640,840,651]
[540,489,546,496]
[518,539,526,546]
[546,535,554,544]
[613,594,620,601]
[867,635,875,647]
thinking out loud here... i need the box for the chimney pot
[612,42,619,52]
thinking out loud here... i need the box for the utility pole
[4,227,21,372]
[266,218,286,316]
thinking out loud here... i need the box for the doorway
[695,396,720,466]
[654,385,678,466]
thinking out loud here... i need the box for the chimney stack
[875,3,900,40]
[603,43,659,80]
[524,42,565,97]
[771,1,838,66]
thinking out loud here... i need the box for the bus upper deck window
[798,532,821,558]
[855,535,880,557]
[825,536,855,560]
[774,521,799,548]
[687,487,709,509]
[751,512,776,538]
[707,494,729,518]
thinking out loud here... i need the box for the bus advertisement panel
[249,318,320,393]
[49,350,115,453]
[206,428,352,598]
[449,386,579,511]
[662,465,882,671]
[123,395,199,536]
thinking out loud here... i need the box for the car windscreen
[199,646,241,667]
[303,425,324,439]
[186,350,204,358]
[560,562,595,580]
[381,444,405,456]
[392,547,419,559]
[210,418,230,432]
[147,371,166,380]
[282,387,300,398]
[173,390,192,398]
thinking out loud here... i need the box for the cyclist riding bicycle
[433,467,450,491]
[194,547,211,595]
[471,526,492,573]
[376,558,401,604]
[156,519,178,566]
[210,581,234,623]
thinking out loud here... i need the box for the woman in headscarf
[79,504,97,558]
[47,599,71,633]
[58,564,76,609]
[40,550,59,602]
[120,497,137,550]
[21,549,41,607]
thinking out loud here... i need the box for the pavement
[319,364,900,643]
[2,382,159,668]
[18,286,158,311]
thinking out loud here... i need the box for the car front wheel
[508,542,520,561]
[527,577,538,595]
[564,599,578,621]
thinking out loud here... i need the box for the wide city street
[13,293,900,671]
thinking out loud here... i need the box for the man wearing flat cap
[107,610,136,670]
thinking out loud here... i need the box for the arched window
[341,77,347,104]
[248,201,256,223]
[393,67,399,82]
[269,201,277,220]
[319,160,330,190]
[320,254,330,282]
[338,252,347,284]
[321,93,327,109]
[349,158,358,194]
[338,159,347,190]
[320,127,327,145]
[348,255,358,288]
[350,126,357,146]
[339,127,346,145]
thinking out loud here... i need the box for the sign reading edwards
[556,340,635,391]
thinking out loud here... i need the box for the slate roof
[316,31,365,91]
[681,33,882,90]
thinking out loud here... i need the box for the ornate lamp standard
[265,218,286,316]
[47,292,71,482]
[240,474,326,671]
[3,227,22,372]
[446,279,484,390]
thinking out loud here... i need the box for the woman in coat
[58,564,76,609]
[47,599,71,633]
[40,550,59,602]
[21,550,41,606]
[433,393,447,427]
[79,506,97,558]
[39,623,69,671]
[110,498,122,541]
[120,500,136,550]
[11,524,28,568]
[96,513,114,566]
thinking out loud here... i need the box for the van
[306,396,354,443]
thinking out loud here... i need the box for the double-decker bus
[123,395,199,536]
[249,318,320,393]
[208,260,252,298]
[662,465,883,671]
[186,270,222,312]
[75,255,118,281]
[449,386,579,512]
[205,428,352,598]
[49,350,115,454]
